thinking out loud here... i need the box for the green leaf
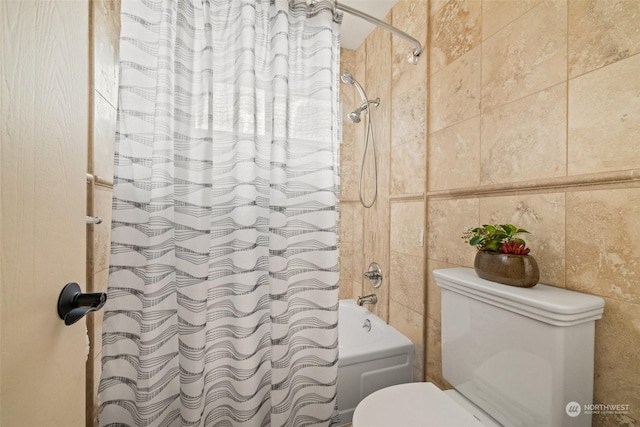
[469,236,481,246]
[501,224,516,234]
[484,239,501,252]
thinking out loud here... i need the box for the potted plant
[462,224,539,287]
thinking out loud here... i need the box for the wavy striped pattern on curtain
[98,1,342,426]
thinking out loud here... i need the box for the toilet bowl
[352,268,605,427]
[352,382,500,426]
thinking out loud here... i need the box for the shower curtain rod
[334,1,422,64]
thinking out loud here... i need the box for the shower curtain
[99,1,342,426]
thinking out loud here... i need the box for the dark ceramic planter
[474,251,540,288]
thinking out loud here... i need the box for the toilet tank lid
[434,268,605,326]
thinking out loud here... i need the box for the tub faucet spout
[357,294,378,306]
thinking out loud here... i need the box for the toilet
[353,268,605,427]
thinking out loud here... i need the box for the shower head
[341,72,380,123]
[347,99,380,123]
[348,101,369,124]
[341,72,355,85]
[340,72,368,106]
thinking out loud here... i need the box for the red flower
[499,240,530,255]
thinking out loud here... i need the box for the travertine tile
[390,251,425,315]
[389,300,424,345]
[339,202,357,243]
[93,0,120,107]
[391,137,426,196]
[430,46,481,133]
[482,0,543,40]
[368,281,389,323]
[430,0,482,75]
[338,281,351,301]
[351,280,363,302]
[592,403,639,427]
[428,116,480,191]
[339,241,354,296]
[392,0,428,89]
[480,193,566,287]
[357,140,379,208]
[427,259,460,322]
[364,24,392,323]
[480,84,567,185]
[426,317,453,390]
[340,106,355,164]
[569,0,640,78]
[340,48,356,77]
[416,0,640,419]
[568,54,640,176]
[340,48,356,163]
[351,203,364,283]
[93,93,117,179]
[354,43,367,161]
[365,25,391,202]
[391,83,426,148]
[392,0,428,46]
[427,198,479,267]
[366,25,391,103]
[339,160,358,200]
[593,298,640,421]
[339,202,363,302]
[481,0,566,111]
[430,0,449,17]
[363,237,390,323]
[566,188,640,303]
[391,201,425,257]
[391,4,427,205]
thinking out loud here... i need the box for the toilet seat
[352,382,486,427]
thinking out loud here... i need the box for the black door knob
[57,282,107,326]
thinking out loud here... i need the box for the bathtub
[337,299,414,425]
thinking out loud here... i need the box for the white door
[1,1,89,426]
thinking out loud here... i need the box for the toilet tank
[434,268,604,427]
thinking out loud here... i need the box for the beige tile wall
[338,0,428,382]
[363,20,393,323]
[341,0,640,424]
[87,0,120,424]
[425,0,640,424]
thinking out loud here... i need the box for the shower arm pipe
[335,1,422,64]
